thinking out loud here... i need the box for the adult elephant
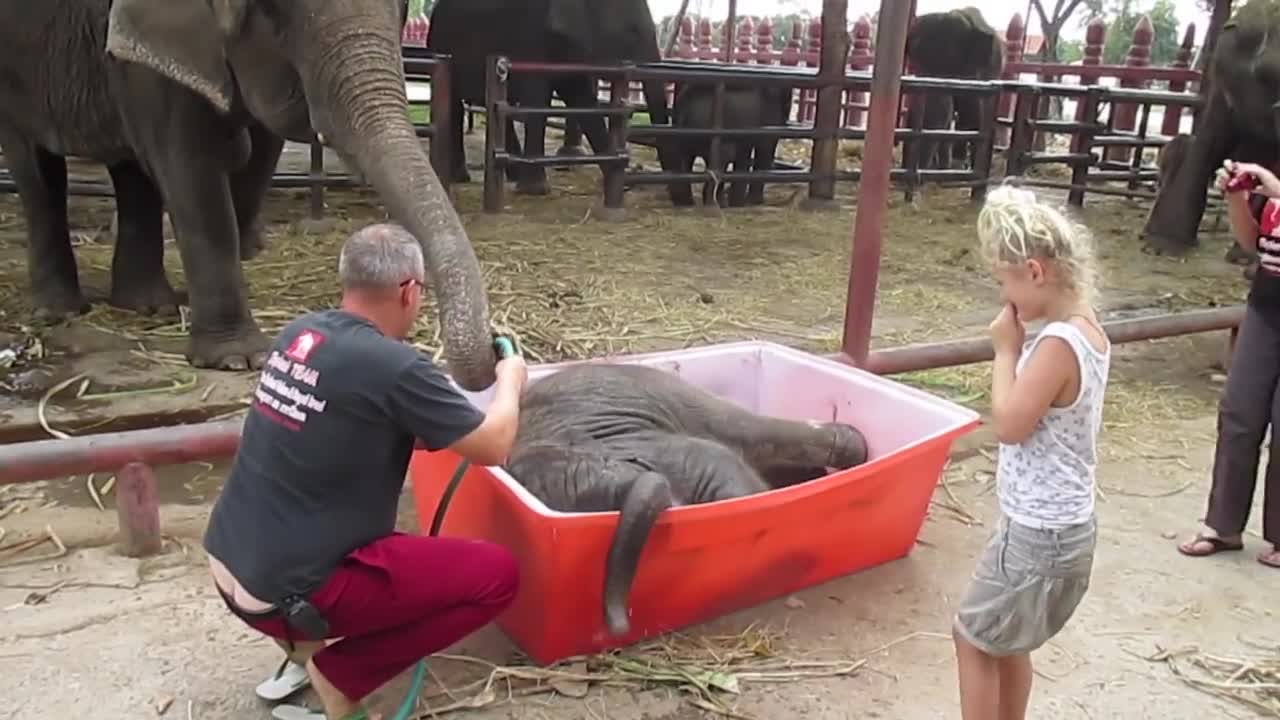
[504,362,870,637]
[1142,0,1280,258]
[0,0,499,390]
[903,7,1004,170]
[425,0,672,196]
[667,81,795,207]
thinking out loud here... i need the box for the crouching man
[203,223,528,720]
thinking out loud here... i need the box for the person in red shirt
[1177,159,1280,570]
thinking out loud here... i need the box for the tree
[1031,0,1091,62]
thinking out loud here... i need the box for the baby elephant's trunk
[603,468,674,637]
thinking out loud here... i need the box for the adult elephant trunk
[300,21,496,391]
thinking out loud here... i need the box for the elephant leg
[503,117,523,183]
[228,121,286,262]
[953,94,981,168]
[506,444,674,638]
[513,79,552,196]
[668,143,696,207]
[599,431,771,502]
[106,159,182,316]
[111,70,268,370]
[557,117,586,157]
[0,128,87,318]
[747,138,779,205]
[449,97,470,183]
[1141,86,1234,255]
[556,77,609,155]
[727,144,752,208]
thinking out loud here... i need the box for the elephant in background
[903,7,1004,170]
[0,0,500,389]
[425,0,673,196]
[1143,2,1280,258]
[666,82,795,208]
[504,362,869,637]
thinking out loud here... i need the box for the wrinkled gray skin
[903,7,1004,170]
[1159,132,1267,280]
[667,82,795,208]
[1142,0,1280,260]
[504,363,870,637]
[426,0,673,196]
[0,0,498,390]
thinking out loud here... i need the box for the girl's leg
[953,630,1000,720]
[997,653,1033,720]
[1182,305,1280,554]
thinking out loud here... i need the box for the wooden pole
[805,0,851,205]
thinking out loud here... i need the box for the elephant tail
[602,467,674,637]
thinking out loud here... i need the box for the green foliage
[1058,38,1086,63]
[1082,0,1188,65]
[410,0,431,18]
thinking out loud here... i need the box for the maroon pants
[216,532,519,701]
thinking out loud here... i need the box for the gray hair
[337,223,426,290]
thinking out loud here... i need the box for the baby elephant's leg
[602,431,770,504]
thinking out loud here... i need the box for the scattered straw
[413,623,880,718]
[1146,643,1280,717]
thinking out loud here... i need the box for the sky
[646,0,1213,43]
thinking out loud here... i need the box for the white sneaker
[255,661,312,702]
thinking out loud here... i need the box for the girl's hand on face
[989,303,1026,355]
[1225,160,1280,198]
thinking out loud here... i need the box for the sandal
[1177,533,1244,557]
[272,705,370,720]
[1258,548,1280,568]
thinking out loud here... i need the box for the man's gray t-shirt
[203,309,486,603]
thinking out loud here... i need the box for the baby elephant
[666,81,794,208]
[503,362,869,637]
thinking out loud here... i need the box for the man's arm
[447,368,523,466]
[389,356,526,467]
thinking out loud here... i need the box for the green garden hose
[391,335,517,720]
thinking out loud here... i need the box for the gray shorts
[953,513,1096,656]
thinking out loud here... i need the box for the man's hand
[447,355,528,466]
[496,355,528,392]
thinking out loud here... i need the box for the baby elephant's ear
[105,0,248,115]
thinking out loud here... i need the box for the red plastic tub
[408,340,980,665]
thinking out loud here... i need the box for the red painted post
[782,17,803,67]
[756,17,774,65]
[1107,15,1153,163]
[735,17,754,63]
[803,18,823,123]
[116,462,162,558]
[843,0,913,366]
[1074,18,1107,122]
[847,16,873,128]
[675,15,696,58]
[697,17,715,61]
[997,14,1025,147]
[1161,23,1197,137]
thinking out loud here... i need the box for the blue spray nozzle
[493,336,516,359]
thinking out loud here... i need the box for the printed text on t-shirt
[251,350,328,430]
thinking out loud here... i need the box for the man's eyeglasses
[399,278,425,291]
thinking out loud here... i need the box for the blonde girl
[952,184,1111,720]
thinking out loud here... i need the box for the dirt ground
[0,132,1277,719]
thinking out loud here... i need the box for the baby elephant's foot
[821,422,869,468]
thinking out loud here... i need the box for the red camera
[1226,171,1261,192]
